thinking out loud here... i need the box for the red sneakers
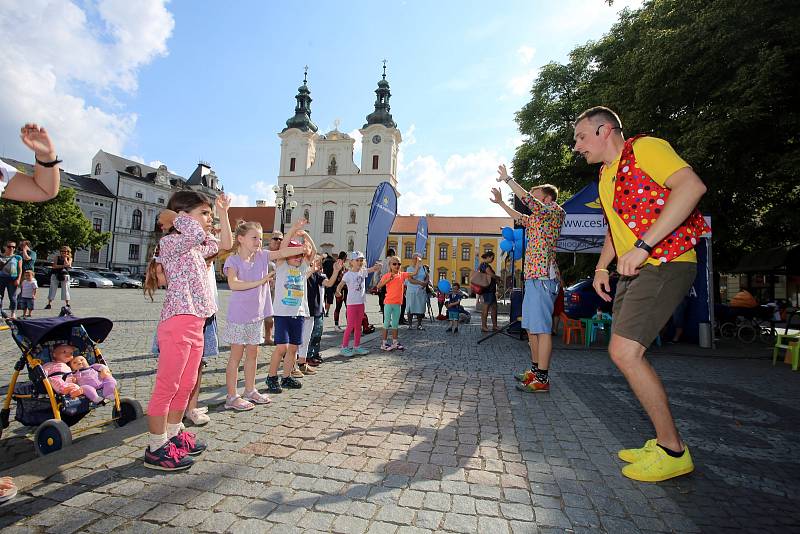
[516,374,550,393]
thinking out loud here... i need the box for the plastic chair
[561,313,585,345]
[773,310,800,371]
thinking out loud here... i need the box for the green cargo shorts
[612,262,697,348]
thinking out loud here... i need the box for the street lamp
[272,183,297,233]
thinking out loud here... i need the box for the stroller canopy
[12,315,114,348]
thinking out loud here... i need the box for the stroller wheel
[34,419,72,456]
[113,397,143,427]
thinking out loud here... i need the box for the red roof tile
[390,215,513,236]
[227,207,276,232]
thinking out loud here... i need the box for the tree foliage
[512,0,800,270]
[0,188,111,257]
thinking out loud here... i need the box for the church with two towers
[273,67,401,255]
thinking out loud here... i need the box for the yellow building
[387,215,512,287]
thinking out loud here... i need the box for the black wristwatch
[634,239,653,254]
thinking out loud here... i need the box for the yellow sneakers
[621,443,694,482]
[618,438,657,463]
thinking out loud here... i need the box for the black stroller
[0,309,143,456]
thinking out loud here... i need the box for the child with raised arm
[336,251,382,356]
[376,255,420,351]
[222,219,309,408]
[296,255,341,373]
[265,220,316,394]
[141,191,218,471]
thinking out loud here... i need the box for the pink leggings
[341,303,365,348]
[147,314,205,417]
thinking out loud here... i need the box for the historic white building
[274,67,401,255]
[90,151,223,273]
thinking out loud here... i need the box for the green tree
[513,0,800,270]
[0,188,111,257]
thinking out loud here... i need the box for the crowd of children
[138,190,397,470]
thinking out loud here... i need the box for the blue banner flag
[365,182,398,285]
[415,216,428,255]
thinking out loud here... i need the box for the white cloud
[0,0,174,173]
[507,68,540,96]
[398,149,511,218]
[252,181,276,199]
[517,45,536,65]
[227,192,252,207]
[348,128,363,164]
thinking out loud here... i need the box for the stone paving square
[0,288,799,533]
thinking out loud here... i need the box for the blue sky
[0,0,641,216]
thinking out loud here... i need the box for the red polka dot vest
[604,135,710,263]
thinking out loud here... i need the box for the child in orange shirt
[376,255,420,351]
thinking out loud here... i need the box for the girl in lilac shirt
[222,220,314,410]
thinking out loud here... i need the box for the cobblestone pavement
[1,289,799,533]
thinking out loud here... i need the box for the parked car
[33,267,78,287]
[69,269,114,288]
[98,271,142,289]
[564,276,618,319]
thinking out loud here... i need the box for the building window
[323,210,334,233]
[348,237,354,252]
[349,208,356,224]
[290,157,296,172]
[94,163,101,175]
[404,243,413,259]
[304,208,310,223]
[484,245,494,255]
[90,248,100,263]
[157,197,165,204]
[438,269,448,281]
[128,244,140,261]
[131,209,142,230]
[372,155,379,170]
[154,216,160,231]
[135,191,143,199]
[285,209,292,224]
[439,244,448,260]
[461,244,471,261]
[460,269,470,286]
[92,217,102,233]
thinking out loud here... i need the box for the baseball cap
[350,251,365,260]
[271,231,284,240]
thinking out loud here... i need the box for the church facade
[274,68,401,256]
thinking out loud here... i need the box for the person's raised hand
[158,210,178,232]
[490,187,503,205]
[617,247,649,277]
[334,259,344,271]
[215,193,231,213]
[592,270,613,303]
[496,164,509,183]
[20,123,56,159]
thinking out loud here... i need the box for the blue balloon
[513,228,524,242]
[500,239,514,252]
[501,226,514,240]
[437,279,451,293]
[514,245,524,260]
[515,237,524,250]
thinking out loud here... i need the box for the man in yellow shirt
[573,106,707,483]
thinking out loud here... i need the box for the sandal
[225,395,254,411]
[243,389,272,405]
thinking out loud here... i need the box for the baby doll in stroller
[41,344,117,403]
